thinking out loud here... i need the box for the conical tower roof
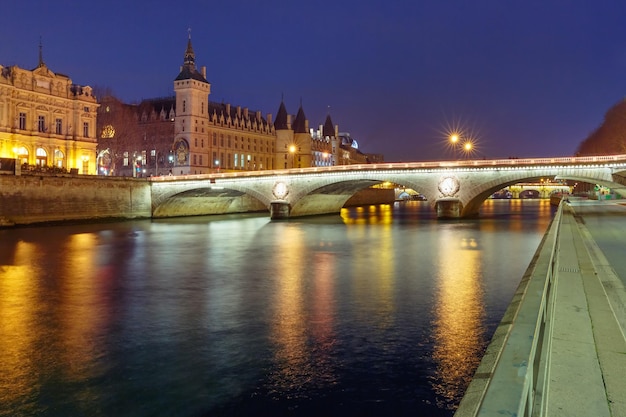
[292,104,308,133]
[323,114,335,137]
[274,100,289,130]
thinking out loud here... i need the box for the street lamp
[448,133,475,160]
[289,145,296,168]
[449,133,460,159]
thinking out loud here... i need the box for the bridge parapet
[148,154,626,219]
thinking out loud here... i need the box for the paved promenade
[455,200,626,417]
[548,200,626,416]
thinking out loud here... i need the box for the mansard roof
[274,101,289,130]
[292,105,307,133]
[208,102,270,128]
[139,96,176,114]
[175,66,208,82]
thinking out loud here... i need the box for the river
[0,199,554,417]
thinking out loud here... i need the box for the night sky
[2,0,626,162]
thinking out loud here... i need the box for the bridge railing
[454,202,564,417]
[148,154,626,182]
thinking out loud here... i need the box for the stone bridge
[149,154,626,219]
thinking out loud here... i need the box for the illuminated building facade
[95,36,382,176]
[0,47,98,174]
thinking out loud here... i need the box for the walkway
[547,200,626,416]
[454,200,626,416]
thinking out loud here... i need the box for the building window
[183,100,186,113]
[19,112,26,130]
[213,133,217,146]
[193,154,197,165]
[234,153,238,167]
[83,122,89,138]
[36,148,47,166]
[38,116,45,132]
[55,118,62,135]
[199,155,203,165]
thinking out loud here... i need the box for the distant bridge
[149,154,626,219]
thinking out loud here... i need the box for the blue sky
[2,0,626,162]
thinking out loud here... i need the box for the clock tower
[173,32,210,174]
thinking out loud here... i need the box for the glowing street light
[289,145,297,168]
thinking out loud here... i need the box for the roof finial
[38,36,44,67]
[188,27,192,40]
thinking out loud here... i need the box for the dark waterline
[0,200,555,417]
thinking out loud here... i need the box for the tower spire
[38,36,45,67]
[183,28,195,70]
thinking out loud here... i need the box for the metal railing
[455,202,564,417]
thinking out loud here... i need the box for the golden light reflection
[269,225,310,393]
[0,260,39,407]
[310,251,338,384]
[431,227,486,410]
[345,206,395,331]
[341,204,393,225]
[58,233,106,385]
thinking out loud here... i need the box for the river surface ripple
[0,199,555,417]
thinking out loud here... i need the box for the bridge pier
[270,201,291,220]
[435,198,462,219]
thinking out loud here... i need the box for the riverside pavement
[454,199,626,417]
[555,200,626,417]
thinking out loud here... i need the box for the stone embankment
[0,172,151,227]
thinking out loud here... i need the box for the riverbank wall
[0,173,396,227]
[0,172,151,226]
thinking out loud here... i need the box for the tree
[96,95,142,176]
[576,99,626,155]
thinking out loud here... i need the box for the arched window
[36,148,48,167]
[54,149,65,168]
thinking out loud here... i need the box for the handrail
[149,153,626,182]
[455,202,564,417]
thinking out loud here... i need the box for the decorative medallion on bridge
[438,175,460,197]
[272,181,289,199]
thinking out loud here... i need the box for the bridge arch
[149,155,626,220]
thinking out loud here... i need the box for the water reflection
[0,241,39,412]
[270,224,309,396]
[0,201,553,417]
[431,226,486,410]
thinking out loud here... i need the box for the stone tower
[173,33,210,174]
